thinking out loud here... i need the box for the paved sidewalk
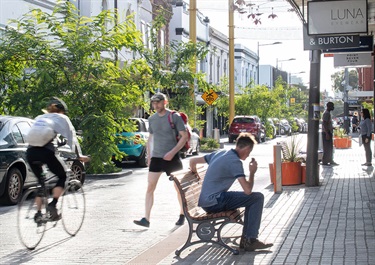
[128,135,375,264]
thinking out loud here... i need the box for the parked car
[228,115,264,143]
[180,127,200,158]
[113,118,149,167]
[272,118,292,136]
[279,119,292,135]
[0,115,85,205]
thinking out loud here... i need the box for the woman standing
[359,109,372,166]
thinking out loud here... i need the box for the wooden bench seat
[169,166,244,256]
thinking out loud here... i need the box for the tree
[140,14,209,128]
[0,2,152,173]
[0,2,210,173]
[331,69,358,92]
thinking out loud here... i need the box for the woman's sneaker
[34,212,43,224]
[47,204,60,221]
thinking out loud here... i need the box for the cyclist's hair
[236,133,257,149]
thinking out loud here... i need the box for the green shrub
[200,137,220,151]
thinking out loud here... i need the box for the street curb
[86,169,133,179]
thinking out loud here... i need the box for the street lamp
[289,71,306,86]
[257,41,282,85]
[276,58,296,69]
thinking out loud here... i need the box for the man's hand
[163,151,174,161]
[78,155,91,163]
[249,158,258,175]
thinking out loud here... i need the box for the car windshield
[233,118,254,123]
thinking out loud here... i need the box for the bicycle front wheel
[60,179,85,236]
[17,189,47,250]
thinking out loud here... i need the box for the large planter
[334,137,351,149]
[281,162,302,185]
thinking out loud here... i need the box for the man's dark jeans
[202,191,264,239]
[322,132,333,164]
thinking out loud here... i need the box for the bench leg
[175,218,242,256]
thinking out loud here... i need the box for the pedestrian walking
[321,101,339,166]
[133,92,188,228]
[359,108,372,166]
[189,132,273,251]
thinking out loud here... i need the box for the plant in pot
[333,127,351,148]
[280,134,305,185]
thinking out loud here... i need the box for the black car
[0,115,85,205]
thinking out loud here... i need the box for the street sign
[323,35,374,53]
[303,25,360,51]
[334,52,372,67]
[201,89,218,105]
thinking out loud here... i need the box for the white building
[234,44,258,92]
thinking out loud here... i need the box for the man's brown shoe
[239,235,245,249]
[244,239,273,251]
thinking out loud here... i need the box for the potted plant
[280,134,305,185]
[333,128,352,149]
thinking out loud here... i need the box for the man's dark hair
[236,132,257,149]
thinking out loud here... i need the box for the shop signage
[308,0,368,35]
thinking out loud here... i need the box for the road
[0,134,298,264]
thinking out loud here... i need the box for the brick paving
[143,136,375,265]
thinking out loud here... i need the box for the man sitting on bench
[189,132,273,251]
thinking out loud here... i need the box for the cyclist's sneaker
[34,212,43,224]
[47,205,61,221]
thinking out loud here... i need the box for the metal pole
[257,42,260,85]
[306,49,321,187]
[189,0,197,124]
[228,0,235,124]
[343,68,350,134]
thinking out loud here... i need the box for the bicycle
[17,159,86,250]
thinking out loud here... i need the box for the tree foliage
[331,69,358,92]
[0,2,152,173]
[0,2,210,173]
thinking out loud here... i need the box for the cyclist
[26,97,90,222]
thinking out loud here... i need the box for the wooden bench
[169,166,244,256]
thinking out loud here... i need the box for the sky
[196,0,338,91]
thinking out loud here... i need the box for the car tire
[229,137,234,143]
[192,141,200,155]
[0,167,23,205]
[71,161,85,185]
[138,148,148,167]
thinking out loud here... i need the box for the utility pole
[343,68,350,134]
[306,50,321,187]
[228,0,235,124]
[189,0,197,127]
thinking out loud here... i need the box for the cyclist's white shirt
[34,113,82,155]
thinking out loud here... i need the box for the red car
[228,115,265,143]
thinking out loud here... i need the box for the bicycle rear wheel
[17,189,47,250]
[60,179,85,236]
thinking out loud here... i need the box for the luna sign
[308,0,368,35]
